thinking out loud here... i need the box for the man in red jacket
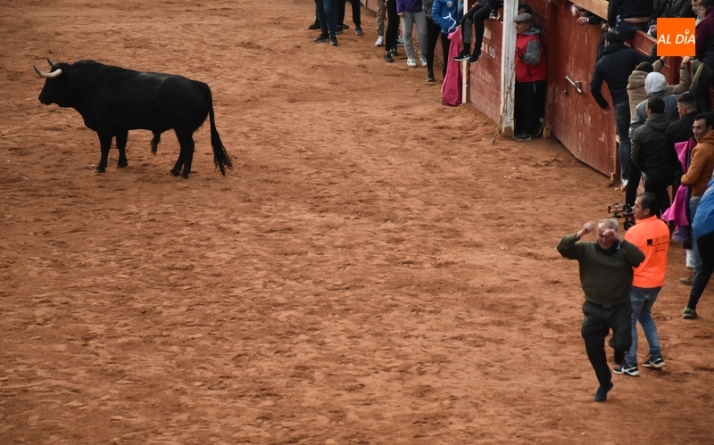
[513,13,547,142]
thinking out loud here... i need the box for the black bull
[34,59,233,178]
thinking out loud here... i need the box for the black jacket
[590,43,657,108]
[608,0,654,27]
[666,111,697,174]
[631,113,677,181]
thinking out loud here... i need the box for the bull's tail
[201,83,234,176]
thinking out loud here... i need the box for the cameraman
[614,192,670,377]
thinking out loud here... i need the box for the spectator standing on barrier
[431,0,461,80]
[335,0,364,35]
[512,13,547,142]
[683,177,714,318]
[453,0,504,63]
[629,97,677,214]
[397,0,429,67]
[384,0,401,62]
[591,32,658,191]
[314,0,339,46]
[557,219,645,402]
[607,0,653,40]
[613,192,670,377]
[681,113,714,318]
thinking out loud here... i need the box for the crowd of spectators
[307,0,714,317]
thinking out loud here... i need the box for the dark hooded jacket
[590,42,657,108]
[630,112,677,180]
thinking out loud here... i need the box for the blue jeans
[690,195,703,273]
[625,286,662,365]
[614,102,631,181]
[315,0,337,37]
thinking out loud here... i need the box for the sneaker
[308,21,321,30]
[396,36,404,46]
[642,357,666,369]
[453,51,471,62]
[679,272,695,285]
[407,58,417,67]
[467,52,482,63]
[390,47,398,57]
[683,307,698,319]
[375,35,384,47]
[620,179,629,191]
[593,382,613,402]
[489,10,500,20]
[330,37,339,46]
[341,23,349,29]
[613,363,640,376]
[513,132,532,142]
[314,34,330,43]
[334,27,344,35]
[426,71,435,82]
[384,52,394,63]
[355,26,363,35]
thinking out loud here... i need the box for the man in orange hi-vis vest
[615,192,670,377]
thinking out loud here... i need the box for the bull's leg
[96,132,113,173]
[116,130,129,168]
[174,130,195,179]
[150,132,161,155]
[170,151,184,177]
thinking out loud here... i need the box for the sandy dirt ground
[1,0,714,444]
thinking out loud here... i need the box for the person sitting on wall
[607,0,654,40]
[649,0,696,38]
[572,5,609,61]
[453,0,504,63]
[512,13,547,142]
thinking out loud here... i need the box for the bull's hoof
[95,166,106,173]
[170,169,181,176]
[117,160,128,168]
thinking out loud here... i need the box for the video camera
[608,203,635,231]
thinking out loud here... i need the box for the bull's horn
[46,58,56,68]
[33,65,62,78]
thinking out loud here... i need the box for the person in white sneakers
[397,0,428,67]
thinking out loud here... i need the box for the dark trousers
[645,176,673,216]
[625,169,673,214]
[687,232,714,310]
[460,3,491,56]
[335,0,361,27]
[581,301,633,387]
[514,80,546,136]
[426,18,450,78]
[385,0,399,52]
[315,0,337,37]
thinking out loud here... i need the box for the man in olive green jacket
[557,219,645,402]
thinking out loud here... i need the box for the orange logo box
[656,18,696,56]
